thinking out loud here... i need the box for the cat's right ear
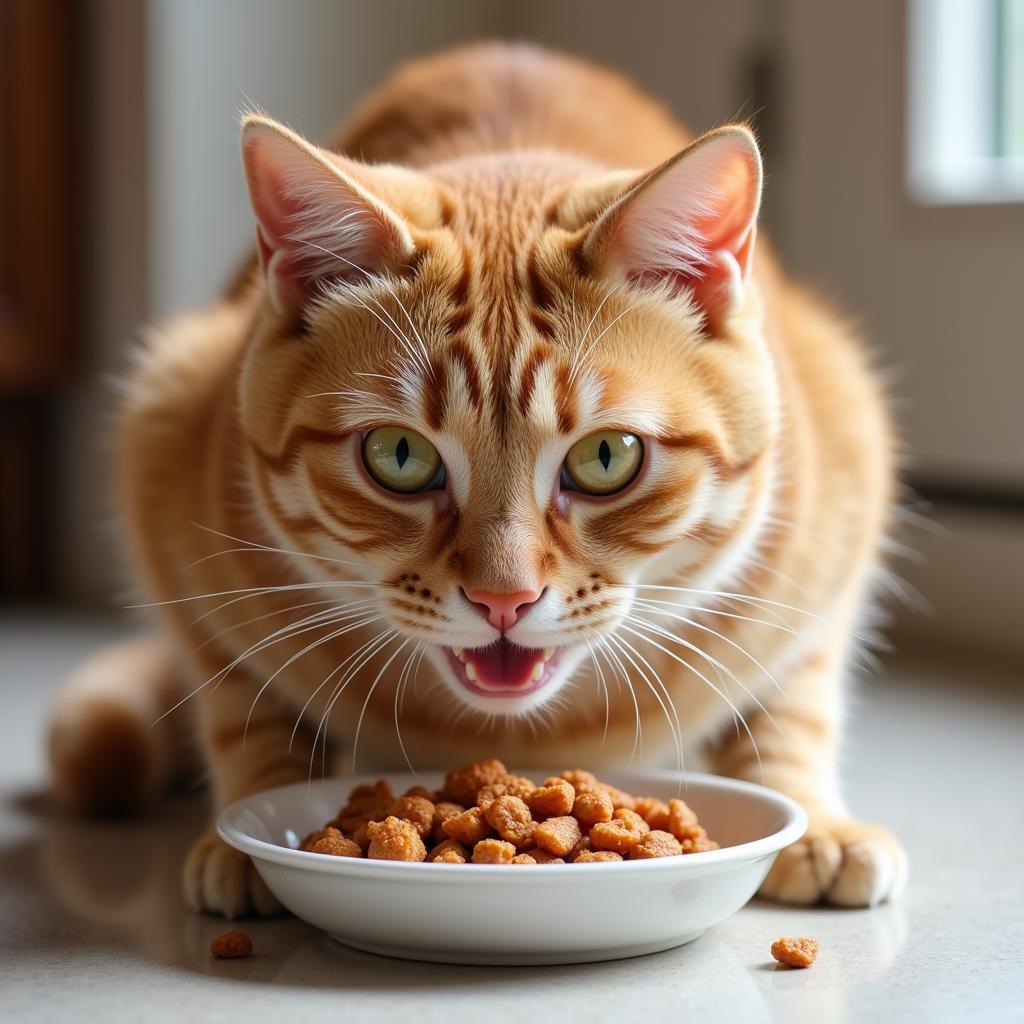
[240,114,417,318]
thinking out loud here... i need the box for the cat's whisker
[187,521,367,571]
[632,595,803,640]
[623,616,784,736]
[243,611,385,749]
[287,617,385,753]
[197,597,375,651]
[567,303,636,387]
[311,628,399,782]
[351,639,411,776]
[133,578,380,614]
[393,642,423,775]
[631,599,791,701]
[584,636,611,744]
[607,632,685,776]
[623,619,767,784]
[596,637,642,762]
[567,288,613,383]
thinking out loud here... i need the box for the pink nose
[464,587,544,630]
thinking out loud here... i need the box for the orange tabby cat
[49,43,906,915]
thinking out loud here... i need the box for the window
[908,0,1024,204]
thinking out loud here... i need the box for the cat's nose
[462,587,544,631]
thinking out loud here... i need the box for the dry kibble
[600,784,637,811]
[366,816,427,862]
[472,838,516,864]
[534,815,582,857]
[573,788,614,825]
[210,930,253,959]
[589,819,644,855]
[559,769,600,792]
[387,795,435,839]
[525,778,576,819]
[630,830,684,859]
[305,764,718,868]
[442,806,492,846]
[302,827,362,858]
[484,795,536,848]
[442,758,508,805]
[427,839,468,863]
[771,937,819,968]
[634,796,671,829]
[430,801,465,844]
[522,847,566,864]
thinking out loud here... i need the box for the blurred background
[2,0,1022,672]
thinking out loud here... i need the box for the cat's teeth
[464,661,478,681]
[542,647,555,661]
[529,660,545,682]
[454,648,466,662]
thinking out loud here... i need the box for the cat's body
[50,44,905,915]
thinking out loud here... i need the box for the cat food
[301,760,720,866]
[210,930,253,959]
[770,937,820,968]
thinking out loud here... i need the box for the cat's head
[236,115,777,717]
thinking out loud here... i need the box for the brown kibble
[366,816,427,861]
[442,758,508,805]
[430,801,465,844]
[484,795,536,848]
[573,788,614,826]
[771,937,819,968]
[442,806,492,846]
[510,853,537,864]
[559,769,599,792]
[664,799,699,838]
[630,829,683,859]
[589,819,643,854]
[525,778,575,819]
[210,930,253,959]
[403,785,436,801]
[600,784,636,811]
[427,839,468,863]
[335,779,394,832]
[522,847,565,864]
[472,838,516,864]
[634,796,671,829]
[574,850,623,863]
[613,808,651,834]
[534,815,582,856]
[303,827,362,858]
[387,795,435,839]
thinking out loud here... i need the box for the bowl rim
[218,769,808,879]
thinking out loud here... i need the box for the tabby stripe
[447,338,484,411]
[518,343,551,413]
[553,363,576,434]
[248,426,347,473]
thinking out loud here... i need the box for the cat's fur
[50,43,905,915]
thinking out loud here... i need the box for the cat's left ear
[581,126,762,331]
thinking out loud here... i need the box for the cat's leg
[183,658,317,918]
[48,633,200,814]
[707,640,907,907]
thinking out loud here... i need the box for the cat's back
[334,42,689,169]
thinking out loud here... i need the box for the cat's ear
[581,126,762,331]
[240,114,417,317]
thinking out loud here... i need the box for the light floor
[1,616,1022,1023]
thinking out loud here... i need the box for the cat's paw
[759,815,907,907]
[184,831,283,918]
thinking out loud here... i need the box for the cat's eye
[362,426,444,494]
[562,430,643,495]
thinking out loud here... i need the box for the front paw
[183,831,283,918]
[759,815,907,907]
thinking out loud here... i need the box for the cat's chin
[443,638,562,698]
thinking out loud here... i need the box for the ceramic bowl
[219,769,806,965]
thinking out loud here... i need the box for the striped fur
[49,43,905,916]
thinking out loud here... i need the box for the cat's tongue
[447,638,558,696]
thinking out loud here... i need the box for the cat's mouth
[443,638,562,697]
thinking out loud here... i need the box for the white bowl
[218,769,806,965]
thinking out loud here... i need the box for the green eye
[362,426,443,493]
[563,430,643,495]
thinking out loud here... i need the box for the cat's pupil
[598,439,611,471]
[396,436,410,469]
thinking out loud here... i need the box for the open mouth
[443,638,561,697]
